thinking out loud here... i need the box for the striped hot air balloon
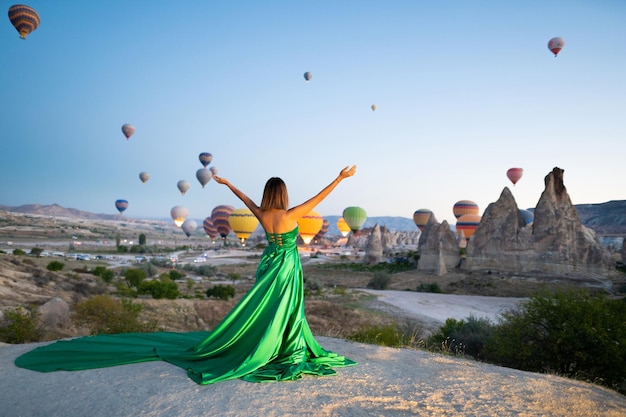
[342,206,367,232]
[412,209,433,232]
[314,219,329,241]
[229,208,259,245]
[453,200,479,219]
[202,217,219,241]
[456,213,482,239]
[8,5,40,40]
[114,199,128,214]
[211,205,234,238]
[297,211,323,244]
[199,152,213,167]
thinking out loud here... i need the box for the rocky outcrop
[466,167,616,283]
[363,224,383,264]
[37,297,75,338]
[417,219,460,273]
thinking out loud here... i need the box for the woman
[15,166,357,385]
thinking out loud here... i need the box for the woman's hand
[338,165,357,181]
[213,175,228,185]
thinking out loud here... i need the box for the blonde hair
[260,177,288,210]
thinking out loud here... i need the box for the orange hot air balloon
[8,5,40,40]
[547,37,565,57]
[456,213,482,239]
[412,209,433,231]
[336,217,350,237]
[453,200,479,219]
[170,206,188,227]
[297,211,323,244]
[507,168,523,185]
[228,208,259,245]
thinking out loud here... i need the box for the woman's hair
[260,177,288,210]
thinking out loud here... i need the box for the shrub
[0,306,43,343]
[12,248,26,256]
[138,276,180,299]
[484,290,626,394]
[427,315,494,359]
[124,268,146,288]
[92,266,108,276]
[367,272,391,290]
[46,260,65,271]
[169,269,185,281]
[206,284,236,300]
[73,295,158,335]
[416,282,442,293]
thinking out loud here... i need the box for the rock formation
[417,218,460,273]
[363,224,383,264]
[466,167,616,283]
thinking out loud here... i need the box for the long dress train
[14,227,356,384]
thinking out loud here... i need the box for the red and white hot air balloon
[548,37,565,57]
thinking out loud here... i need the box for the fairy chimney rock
[466,167,615,283]
[364,223,383,264]
[418,220,459,272]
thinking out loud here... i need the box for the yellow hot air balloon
[228,208,259,245]
[297,211,323,244]
[337,217,350,237]
[371,104,377,112]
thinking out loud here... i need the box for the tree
[227,272,242,285]
[139,233,146,245]
[124,268,146,288]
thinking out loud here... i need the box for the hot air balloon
[177,180,190,195]
[211,205,234,238]
[507,168,523,185]
[456,213,482,239]
[304,72,312,83]
[170,206,188,227]
[337,217,350,237]
[8,4,39,40]
[453,200,479,219]
[121,123,135,139]
[413,209,433,232]
[199,152,213,167]
[202,217,219,241]
[371,104,377,112]
[314,219,329,241]
[297,211,323,244]
[229,208,259,245]
[196,168,212,188]
[181,219,198,237]
[519,209,534,226]
[342,206,367,232]
[115,199,129,215]
[210,166,219,176]
[548,37,565,57]
[139,172,150,183]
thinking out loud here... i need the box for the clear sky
[2,1,625,227]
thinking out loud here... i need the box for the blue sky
[2,1,625,227]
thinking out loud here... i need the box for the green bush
[124,268,146,288]
[73,295,158,335]
[416,282,442,293]
[367,272,391,290]
[46,260,65,271]
[484,290,626,394]
[206,284,236,300]
[12,248,26,256]
[348,324,404,347]
[0,306,43,343]
[138,276,180,299]
[427,315,494,359]
[169,269,185,281]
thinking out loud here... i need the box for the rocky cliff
[465,167,616,285]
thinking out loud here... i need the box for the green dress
[14,227,356,384]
